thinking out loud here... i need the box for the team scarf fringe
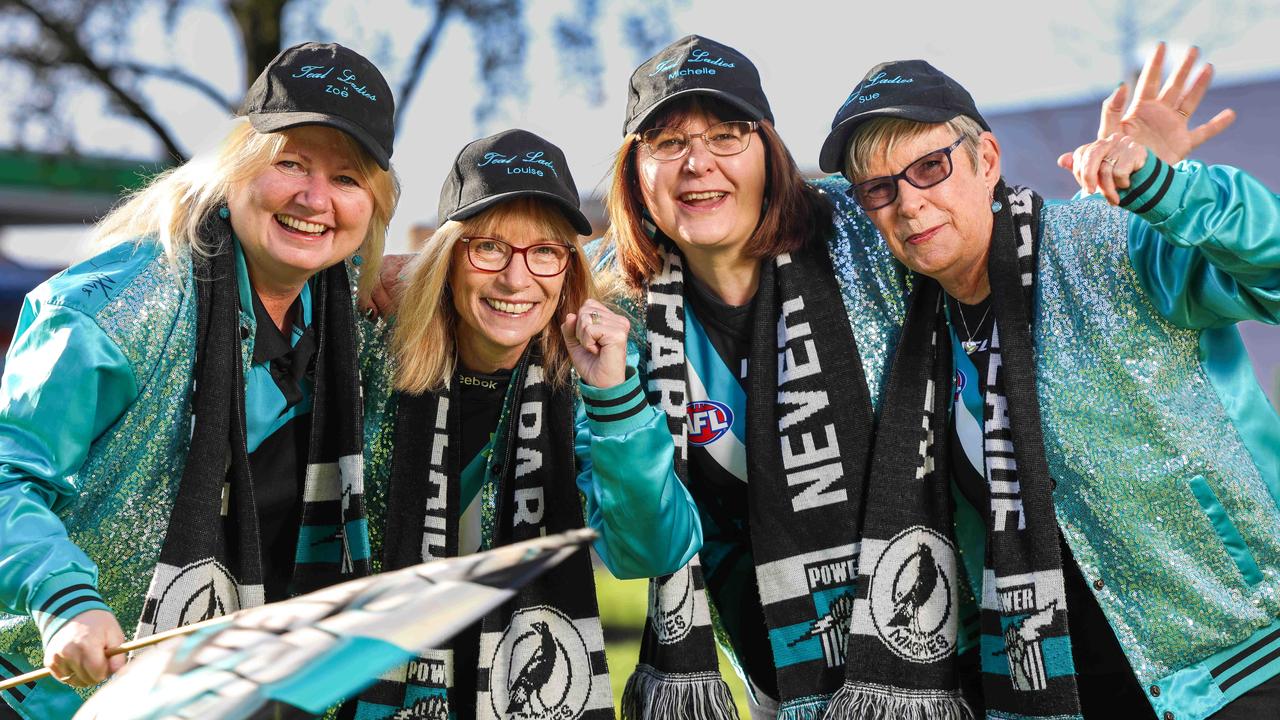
[621,664,740,720]
[833,182,1082,720]
[361,348,613,719]
[625,234,875,718]
[137,209,367,640]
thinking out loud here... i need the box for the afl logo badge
[687,400,732,446]
[489,606,591,719]
[868,527,957,664]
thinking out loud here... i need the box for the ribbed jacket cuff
[580,368,651,436]
[30,572,110,648]
[1119,149,1188,224]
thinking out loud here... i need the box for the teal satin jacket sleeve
[0,300,136,642]
[1125,151,1280,328]
[574,362,702,580]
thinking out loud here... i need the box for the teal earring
[217,206,230,220]
[350,253,363,267]
[991,199,1003,213]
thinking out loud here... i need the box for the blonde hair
[393,197,596,394]
[844,114,985,182]
[93,120,400,302]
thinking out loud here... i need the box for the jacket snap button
[1149,685,1160,697]
[1164,712,1175,720]
[1092,578,1104,591]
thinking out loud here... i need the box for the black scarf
[137,209,368,639]
[826,183,1082,720]
[623,238,876,720]
[356,348,614,720]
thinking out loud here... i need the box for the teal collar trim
[232,235,313,335]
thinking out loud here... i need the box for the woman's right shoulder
[33,238,185,319]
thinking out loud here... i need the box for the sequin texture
[1035,199,1280,687]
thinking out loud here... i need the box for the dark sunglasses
[848,137,965,211]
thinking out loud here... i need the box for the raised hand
[1061,42,1236,171]
[1061,133,1150,205]
[43,608,126,687]
[560,300,630,389]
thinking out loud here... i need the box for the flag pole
[0,615,227,693]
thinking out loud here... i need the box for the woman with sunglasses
[595,34,917,720]
[351,129,700,718]
[817,46,1280,720]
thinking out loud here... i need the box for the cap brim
[625,88,767,135]
[247,111,391,171]
[448,190,594,237]
[818,105,962,176]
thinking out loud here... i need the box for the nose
[496,251,534,290]
[683,139,717,175]
[894,177,927,218]
[293,174,332,213]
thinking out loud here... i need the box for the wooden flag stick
[0,615,229,693]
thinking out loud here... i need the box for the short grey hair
[844,114,985,182]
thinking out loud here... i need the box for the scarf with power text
[826,182,1082,720]
[137,209,369,639]
[355,347,614,720]
[622,238,875,720]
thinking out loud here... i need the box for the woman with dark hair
[599,34,909,720]
[353,129,701,718]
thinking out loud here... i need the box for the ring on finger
[589,311,601,325]
[1103,156,1118,166]
[1175,107,1189,118]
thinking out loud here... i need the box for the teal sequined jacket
[948,154,1280,720]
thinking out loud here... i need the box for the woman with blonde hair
[0,42,397,718]
[353,129,700,719]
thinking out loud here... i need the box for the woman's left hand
[561,300,630,389]
[1062,133,1150,206]
[1061,42,1235,171]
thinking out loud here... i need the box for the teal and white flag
[74,529,597,720]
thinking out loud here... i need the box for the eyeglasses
[848,137,966,211]
[460,237,575,277]
[639,120,759,161]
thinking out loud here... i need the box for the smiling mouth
[906,225,943,245]
[485,298,535,315]
[678,190,727,206]
[275,214,330,236]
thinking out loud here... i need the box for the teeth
[486,298,534,314]
[680,191,726,202]
[276,214,328,234]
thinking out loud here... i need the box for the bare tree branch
[111,61,237,113]
[396,0,456,130]
[6,0,188,160]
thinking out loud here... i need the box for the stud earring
[217,206,230,220]
[991,199,1003,213]
[350,253,363,267]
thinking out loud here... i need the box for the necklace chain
[953,297,992,354]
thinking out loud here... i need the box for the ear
[977,131,1002,186]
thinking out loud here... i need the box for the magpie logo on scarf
[622,238,877,720]
[826,182,1082,720]
[137,210,368,640]
[359,349,613,719]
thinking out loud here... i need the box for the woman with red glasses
[350,129,700,719]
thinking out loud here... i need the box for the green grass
[595,570,751,718]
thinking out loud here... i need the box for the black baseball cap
[818,60,989,177]
[624,34,773,135]
[438,129,592,236]
[240,42,395,170]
